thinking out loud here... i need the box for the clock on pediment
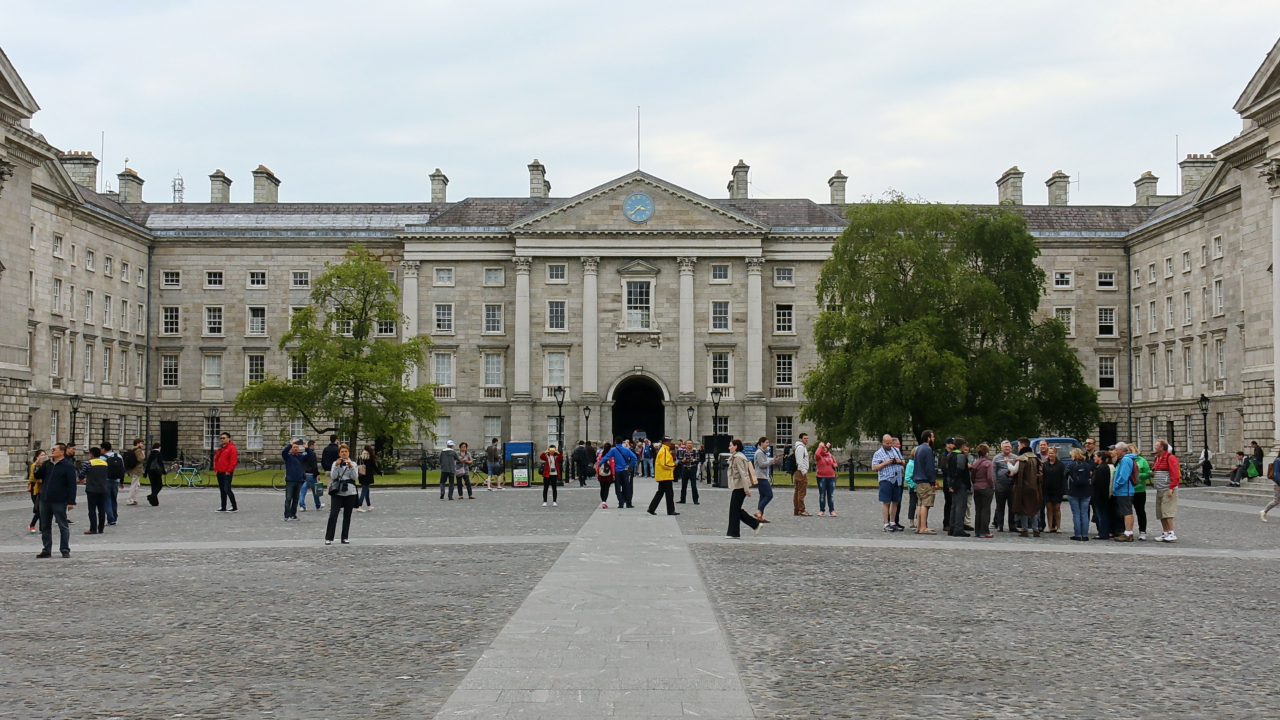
[622,192,654,223]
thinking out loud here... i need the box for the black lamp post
[1197,393,1211,484]
[583,405,591,448]
[68,394,82,446]
[686,406,695,441]
[553,385,565,453]
[204,405,220,470]
[710,387,723,486]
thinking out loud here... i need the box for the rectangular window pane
[50,336,60,376]
[435,267,453,285]
[103,295,113,327]
[162,355,179,387]
[1166,296,1174,328]
[205,306,223,335]
[625,281,650,330]
[1214,280,1223,314]
[1098,356,1115,388]
[434,353,453,386]
[713,416,728,435]
[162,307,180,334]
[85,344,94,381]
[484,416,502,438]
[246,418,264,450]
[484,268,504,285]
[484,304,503,333]
[1165,348,1174,386]
[1097,271,1115,288]
[290,356,308,381]
[52,279,61,314]
[292,271,310,288]
[484,353,503,386]
[775,304,794,333]
[547,352,566,386]
[377,319,396,335]
[203,354,222,388]
[248,306,266,335]
[775,267,794,285]
[1183,345,1193,384]
[547,300,566,330]
[163,271,180,288]
[712,301,729,330]
[548,264,566,281]
[435,304,453,332]
[711,264,729,281]
[102,347,112,382]
[247,354,265,384]
[1053,271,1072,287]
[712,352,730,385]
[1184,291,1192,323]
[205,271,223,287]
[1054,307,1073,334]
[775,353,793,385]
[775,416,793,446]
[249,271,267,287]
[1097,307,1115,336]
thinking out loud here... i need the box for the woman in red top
[814,442,838,516]
[539,445,562,507]
[596,442,616,509]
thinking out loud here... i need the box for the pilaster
[581,257,600,397]
[513,256,533,398]
[745,257,765,398]
[677,257,697,399]
[1260,159,1280,452]
[400,260,420,388]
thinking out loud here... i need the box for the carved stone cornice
[400,260,420,279]
[513,257,533,274]
[580,256,599,275]
[616,332,662,350]
[0,159,13,198]
[1259,159,1280,198]
[676,257,697,274]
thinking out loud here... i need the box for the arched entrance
[611,375,665,444]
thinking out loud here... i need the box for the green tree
[802,193,1100,444]
[233,244,437,449]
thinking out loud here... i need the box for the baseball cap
[446,440,455,447]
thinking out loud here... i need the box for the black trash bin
[715,453,731,488]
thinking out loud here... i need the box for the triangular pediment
[1234,37,1280,120]
[0,46,40,120]
[617,259,661,276]
[510,170,768,235]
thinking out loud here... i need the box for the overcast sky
[4,1,1278,206]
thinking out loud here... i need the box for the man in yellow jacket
[646,436,680,516]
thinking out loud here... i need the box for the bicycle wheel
[164,471,181,489]
[271,472,285,491]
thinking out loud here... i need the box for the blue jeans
[817,477,836,512]
[107,480,119,524]
[284,480,303,519]
[359,484,371,507]
[86,491,109,533]
[1068,495,1090,537]
[299,474,323,509]
[757,476,774,513]
[643,458,654,477]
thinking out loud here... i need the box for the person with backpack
[1112,443,1139,542]
[1065,448,1094,541]
[100,441,125,526]
[485,438,504,490]
[1152,439,1180,542]
[792,434,811,516]
[124,438,144,505]
[145,442,165,506]
[82,447,111,535]
[945,438,972,537]
[602,440,637,508]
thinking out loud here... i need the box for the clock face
[623,192,654,223]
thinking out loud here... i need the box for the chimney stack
[209,170,232,203]
[1045,170,1070,206]
[828,170,847,204]
[1179,154,1215,195]
[430,168,449,203]
[59,151,99,190]
[727,160,750,199]
[1134,171,1160,206]
[116,168,145,203]
[528,160,550,198]
[996,166,1024,205]
[252,165,280,203]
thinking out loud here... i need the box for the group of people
[873,433,1182,542]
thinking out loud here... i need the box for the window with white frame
[291,270,310,288]
[52,234,63,256]
[50,410,59,447]
[775,416,793,445]
[1201,245,1208,265]
[1133,305,1141,335]
[1150,352,1157,388]
[1182,251,1191,272]
[1097,307,1115,336]
[433,352,454,386]
[1098,356,1115,389]
[711,301,730,331]
[1215,338,1225,379]
[135,351,143,386]
[710,264,730,283]
[102,346,112,383]
[547,416,561,448]
[1165,348,1175,386]
[52,279,62,315]
[1132,352,1142,389]
[483,353,503,386]
[377,319,396,336]
[137,267,145,286]
[1164,257,1173,278]
[547,264,567,283]
[289,355,308,381]
[1148,263,1156,283]
[547,300,566,330]
[1133,269,1142,288]
[484,416,502,438]
[162,270,180,288]
[205,270,223,288]
[774,304,794,333]
[434,303,453,333]
[1217,412,1225,452]
[245,303,266,335]
[774,267,794,286]
[86,250,96,271]
[625,281,651,330]
[85,290,94,323]
[204,306,223,335]
[162,307,180,335]
[202,354,222,388]
[119,299,128,330]
[434,267,454,286]
[1212,235,1223,258]
[289,418,305,441]
[1201,342,1208,382]
[134,304,143,333]
[483,304,504,333]
[50,334,60,376]
[120,262,130,284]
[84,344,94,381]
[1213,279,1224,315]
[1054,307,1074,336]
[711,351,730,386]
[775,353,794,386]
[336,318,353,336]
[435,416,451,444]
[1183,345,1193,384]
[245,418,264,450]
[1183,291,1192,324]
[1053,271,1073,288]
[119,351,127,385]
[68,285,75,318]
[483,267,504,286]
[1165,296,1174,328]
[713,416,729,435]
[1148,301,1157,332]
[289,306,306,330]
[103,295,113,328]
[105,257,115,276]
[248,270,267,288]
[246,354,265,384]
[1201,287,1209,320]
[1096,271,1115,289]
[546,351,567,387]
[161,354,179,387]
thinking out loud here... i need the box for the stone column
[677,257,697,397]
[581,257,600,396]
[1261,160,1280,452]
[745,257,766,398]
[400,261,420,387]
[512,257,534,442]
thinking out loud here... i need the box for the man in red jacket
[213,432,239,512]
[1152,439,1179,542]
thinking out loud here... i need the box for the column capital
[0,160,13,198]
[399,260,420,279]
[676,257,698,274]
[1259,159,1280,197]
[745,257,766,274]
[580,256,600,275]
[514,257,533,274]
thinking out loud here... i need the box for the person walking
[793,433,811,516]
[485,438,503,490]
[1130,443,1152,540]
[357,445,378,511]
[572,441,593,488]
[282,440,306,521]
[602,440,637,508]
[1065,448,1093,541]
[647,437,679,516]
[539,444,562,507]
[725,439,761,538]
[213,432,239,513]
[299,439,324,512]
[124,438,144,506]
[82,447,110,535]
[35,443,77,558]
[439,441,459,499]
[1152,439,1180,542]
[456,442,475,499]
[27,449,47,533]
[1091,450,1114,540]
[1262,448,1280,523]
[321,435,341,475]
[596,442,616,508]
[100,441,125,526]
[677,440,700,505]
[872,434,904,531]
[325,443,360,545]
[945,438,972,537]
[145,443,165,506]
[1112,442,1138,541]
[753,437,782,523]
[912,430,938,534]
[1041,447,1067,533]
[814,442,838,517]
[971,444,995,538]
[1010,443,1042,537]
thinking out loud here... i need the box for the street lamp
[68,394,82,446]
[583,405,592,447]
[686,406,695,442]
[1197,393,1211,484]
[204,405,221,471]
[709,387,723,486]
[553,385,565,454]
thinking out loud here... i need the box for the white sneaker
[1262,510,1269,523]
[542,502,548,507]
[1165,532,1177,542]
[1139,531,1147,541]
[553,502,558,507]
[601,502,608,508]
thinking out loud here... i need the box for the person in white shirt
[793,434,811,516]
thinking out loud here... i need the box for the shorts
[915,482,936,507]
[1155,488,1178,519]
[878,481,903,504]
[1114,495,1134,516]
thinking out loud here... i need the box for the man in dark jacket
[101,441,125,526]
[571,441,593,487]
[912,431,938,534]
[300,440,323,512]
[36,443,78,558]
[946,438,972,537]
[282,441,306,520]
[321,435,341,473]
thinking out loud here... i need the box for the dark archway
[611,375,665,444]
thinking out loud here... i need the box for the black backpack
[782,452,797,474]
[105,454,126,481]
[123,448,139,471]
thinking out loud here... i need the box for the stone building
[3,38,1280,477]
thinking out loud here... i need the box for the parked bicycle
[165,457,208,488]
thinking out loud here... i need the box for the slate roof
[820,203,1157,234]
[78,186,132,219]
[713,199,847,228]
[129,202,450,227]
[423,198,560,228]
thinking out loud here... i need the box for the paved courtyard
[2,480,1276,719]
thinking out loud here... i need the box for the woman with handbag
[539,445,562,507]
[326,444,360,544]
[145,443,165,506]
[356,445,378,512]
[596,442,616,508]
[726,439,762,538]
[28,449,46,533]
